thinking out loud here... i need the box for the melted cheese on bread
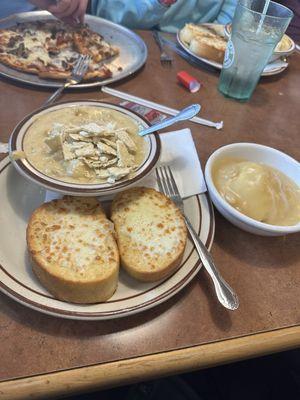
[111,187,187,282]
[27,197,119,303]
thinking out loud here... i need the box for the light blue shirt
[91,0,238,32]
[0,1,35,19]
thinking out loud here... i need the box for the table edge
[0,325,299,400]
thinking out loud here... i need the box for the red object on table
[177,70,201,93]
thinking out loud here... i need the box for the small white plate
[0,158,215,320]
[177,25,289,77]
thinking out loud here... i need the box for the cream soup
[23,106,146,184]
[212,157,300,226]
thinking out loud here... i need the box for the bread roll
[180,23,227,63]
[27,196,119,303]
[189,35,226,63]
[111,187,187,282]
[180,23,220,44]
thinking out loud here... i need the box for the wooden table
[0,31,299,400]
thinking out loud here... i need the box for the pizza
[0,20,119,80]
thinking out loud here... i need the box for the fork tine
[83,54,91,65]
[78,54,85,67]
[165,167,175,197]
[161,60,171,67]
[77,55,87,71]
[159,167,169,195]
[166,166,177,196]
[161,166,173,197]
[73,55,84,74]
[167,166,180,196]
[73,55,91,77]
[43,54,89,106]
[84,56,92,68]
[83,55,91,67]
[79,57,90,75]
[157,167,169,196]
[155,168,164,193]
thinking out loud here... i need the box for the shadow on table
[219,85,271,108]
[197,271,233,332]
[213,211,300,269]
[217,70,287,109]
[1,269,234,339]
[0,282,191,337]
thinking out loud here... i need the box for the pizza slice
[73,25,119,63]
[0,25,47,75]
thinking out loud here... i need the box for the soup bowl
[9,101,161,197]
[205,143,300,236]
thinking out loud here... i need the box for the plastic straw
[257,0,271,33]
[101,87,223,130]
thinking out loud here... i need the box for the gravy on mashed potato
[23,106,146,184]
[212,157,300,226]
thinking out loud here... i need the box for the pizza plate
[0,11,147,89]
[0,157,215,320]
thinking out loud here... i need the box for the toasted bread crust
[31,257,119,303]
[180,23,226,63]
[120,251,184,282]
[111,187,187,282]
[189,37,225,63]
[27,196,119,303]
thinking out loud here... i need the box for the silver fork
[152,30,173,67]
[156,166,239,311]
[43,54,91,107]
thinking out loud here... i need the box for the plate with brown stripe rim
[0,157,215,320]
[9,101,161,197]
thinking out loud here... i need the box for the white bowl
[204,143,300,236]
[9,101,161,197]
[269,34,295,62]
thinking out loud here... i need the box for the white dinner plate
[177,26,288,77]
[0,158,215,320]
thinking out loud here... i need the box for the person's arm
[29,0,89,23]
[214,0,238,24]
[91,0,176,30]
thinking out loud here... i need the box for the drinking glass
[218,0,293,101]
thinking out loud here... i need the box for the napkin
[45,128,206,202]
[140,128,206,198]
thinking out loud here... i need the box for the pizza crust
[0,53,41,75]
[38,65,112,81]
